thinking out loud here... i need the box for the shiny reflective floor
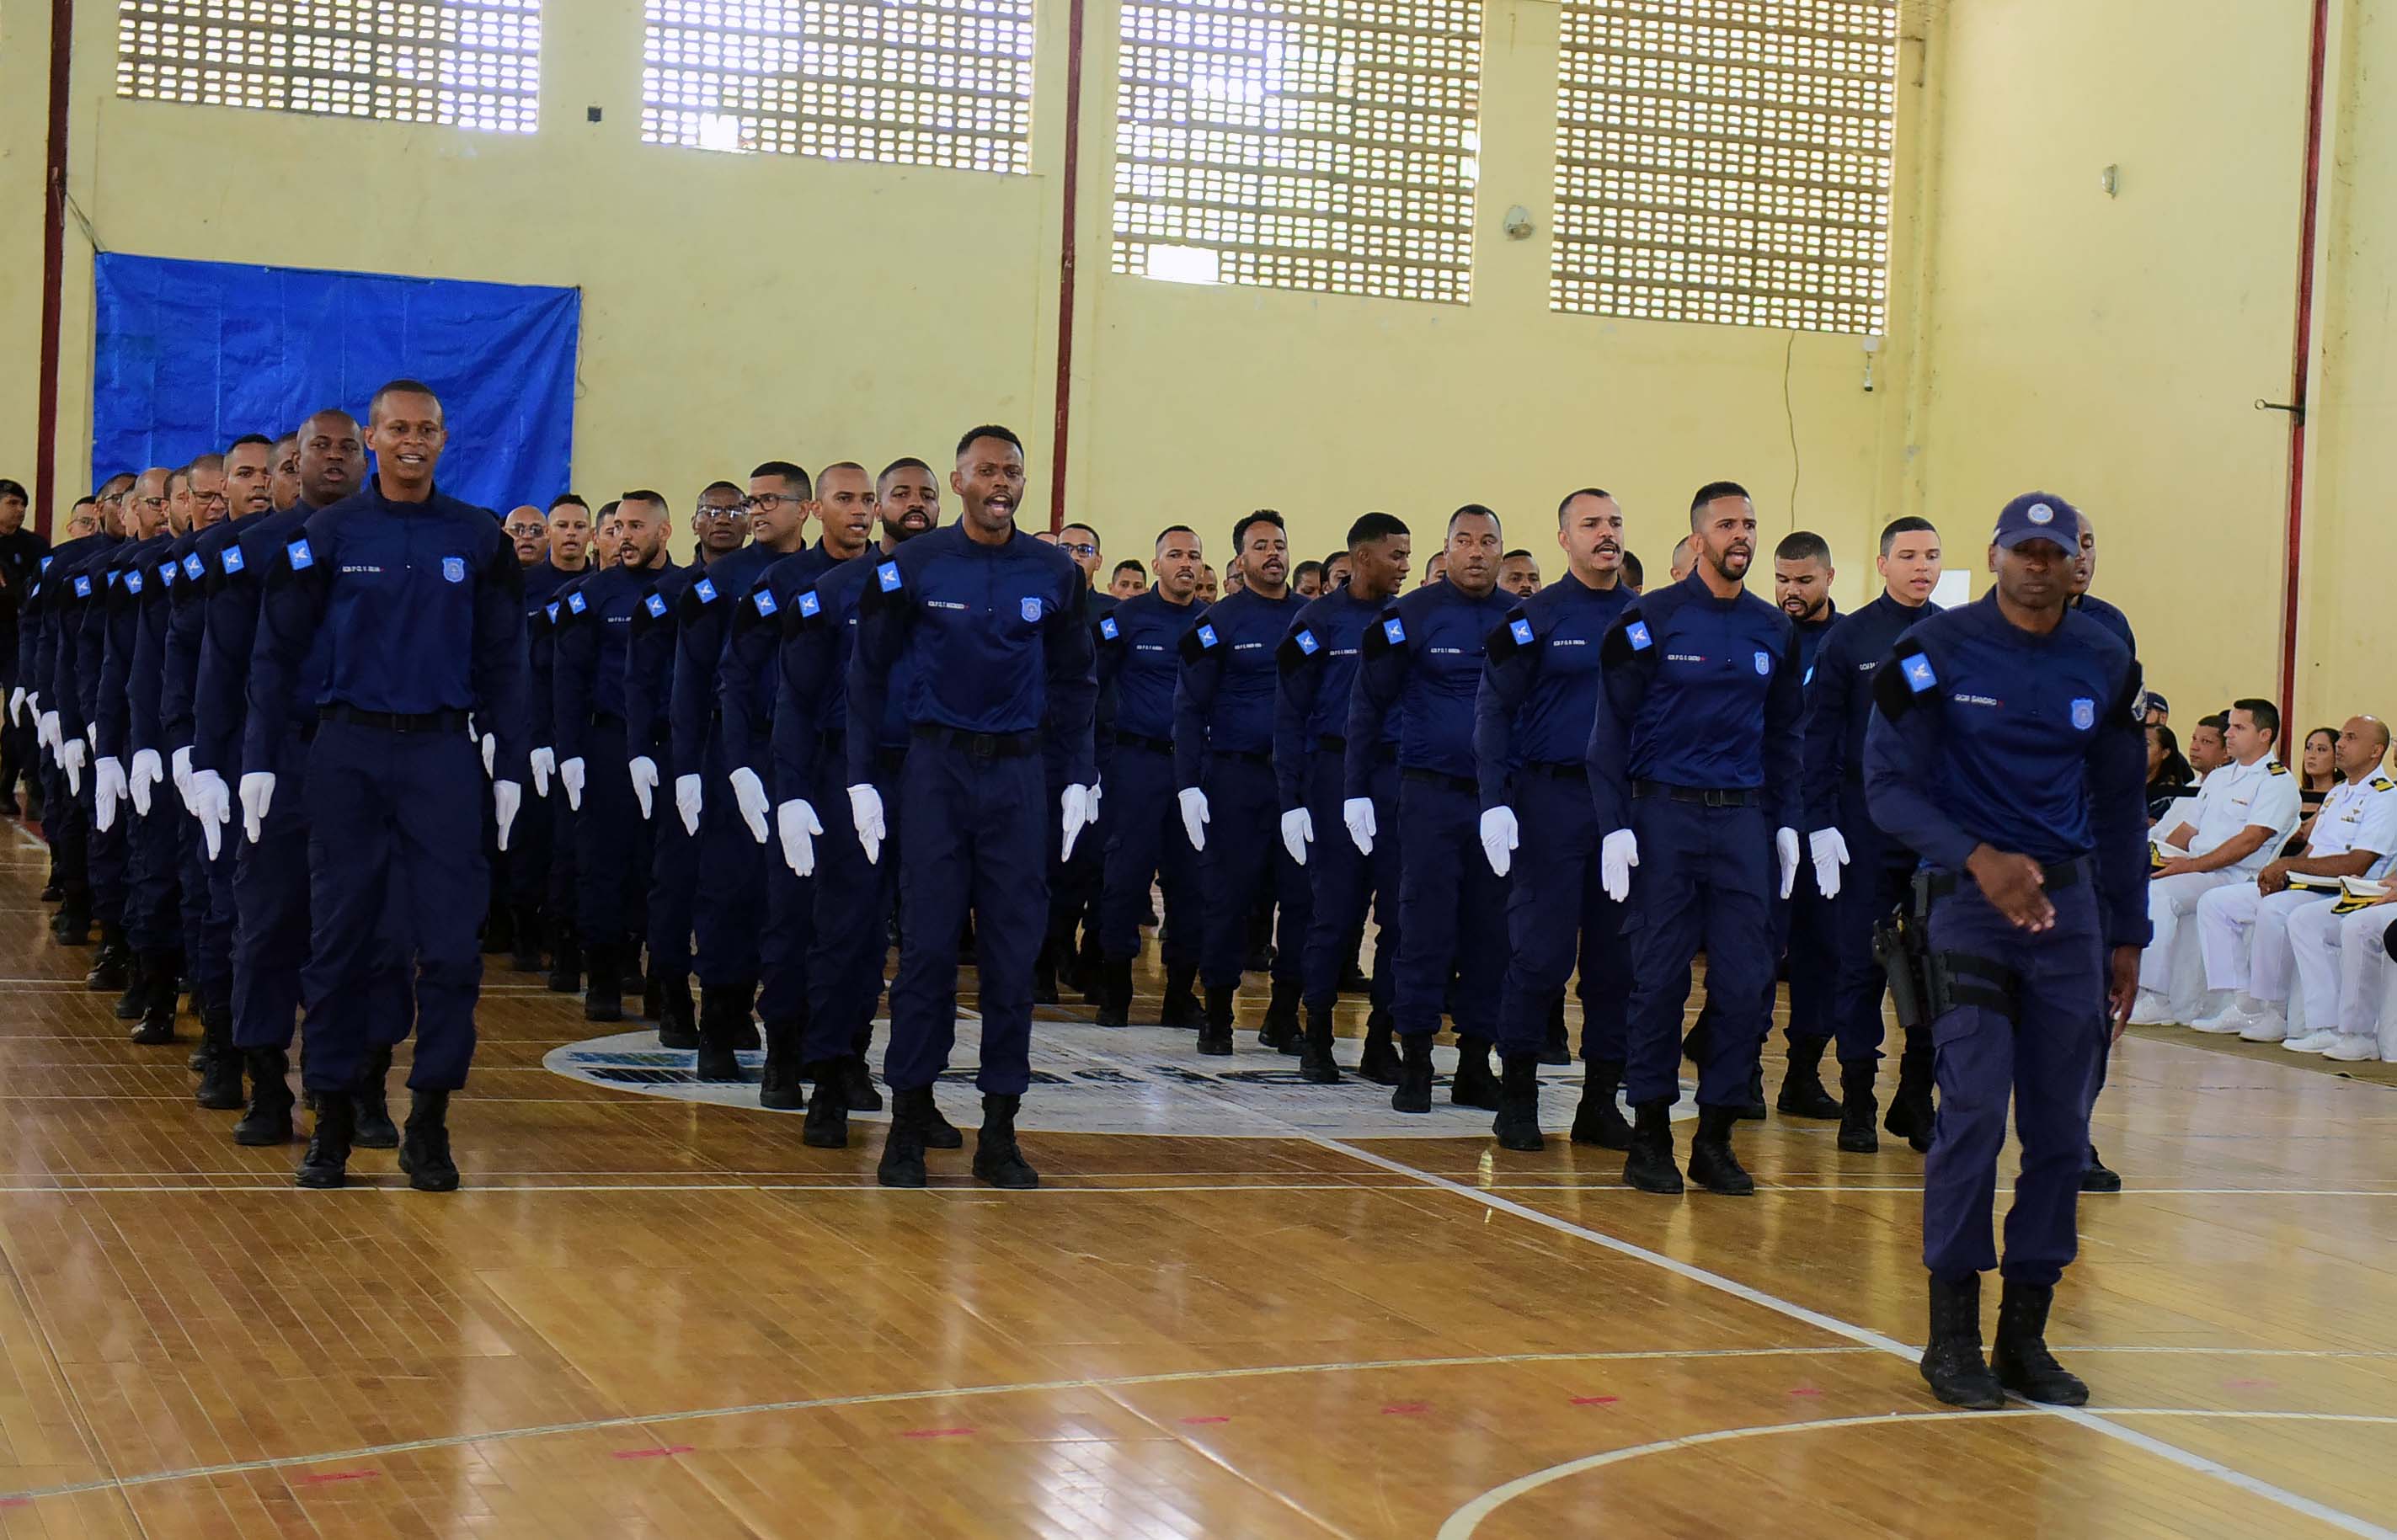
[1,824,2393,1537]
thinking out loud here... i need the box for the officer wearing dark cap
[846,425,1097,1190]
[1349,504,1516,1114]
[1587,481,1802,1196]
[243,380,529,1192]
[1476,489,1635,1149]
[1175,509,1310,1055]
[1864,490,2146,1410]
[1275,511,1412,1082]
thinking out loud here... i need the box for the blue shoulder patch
[566,590,587,615]
[1508,617,1534,647]
[753,588,778,617]
[1901,653,1938,694]
[876,561,902,593]
[546,601,561,623]
[1381,616,1406,646]
[694,577,718,604]
[159,560,179,585]
[643,593,667,619]
[1099,614,1119,641]
[183,552,204,580]
[1626,620,1652,651]
[39,555,51,573]
[1196,623,1220,648]
[106,569,120,588]
[221,546,246,576]
[286,538,313,571]
[125,571,143,594]
[73,576,91,598]
[798,589,822,618]
[1295,627,1319,655]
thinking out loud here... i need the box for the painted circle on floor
[542,1016,1678,1138]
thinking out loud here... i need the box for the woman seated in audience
[2147,722,2196,824]
[2288,725,2341,855]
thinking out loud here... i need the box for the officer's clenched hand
[528,746,555,798]
[777,798,823,877]
[238,770,275,844]
[848,783,887,865]
[729,766,771,844]
[170,745,194,802]
[494,779,522,852]
[1280,807,1313,866]
[1060,783,1096,861]
[628,755,659,820]
[1775,827,1801,901]
[558,755,587,812]
[1178,787,1211,853]
[1808,828,1849,899]
[675,774,703,836]
[1343,796,1376,856]
[93,756,126,833]
[1966,843,2054,932]
[1600,829,1639,903]
[57,734,84,796]
[186,768,231,861]
[129,748,163,818]
[1479,806,1519,878]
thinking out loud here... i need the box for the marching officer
[95,464,184,1045]
[1863,491,2147,1409]
[531,494,595,993]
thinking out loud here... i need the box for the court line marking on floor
[1433,1409,2397,1540]
[1315,1136,2395,1540]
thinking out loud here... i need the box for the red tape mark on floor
[1380,1402,1429,1416]
[1179,1415,1231,1425]
[900,1427,975,1440]
[1787,1387,1824,1398]
[1570,1395,1620,1406]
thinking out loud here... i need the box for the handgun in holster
[1876,868,2021,1028]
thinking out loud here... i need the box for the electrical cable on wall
[1782,331,1802,523]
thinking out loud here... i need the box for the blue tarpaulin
[92,253,579,514]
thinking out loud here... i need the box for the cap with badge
[1991,491,2084,555]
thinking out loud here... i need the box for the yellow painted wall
[0,3,52,512]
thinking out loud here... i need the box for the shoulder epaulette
[2373,776,2394,792]
[2267,761,2290,776]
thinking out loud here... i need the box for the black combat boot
[1158,962,1199,1028]
[581,942,623,1024]
[1993,1280,2087,1404]
[1687,1105,1755,1196]
[1776,1035,1843,1119]
[841,1042,884,1112]
[110,944,147,1020]
[1919,1274,2006,1409]
[194,1004,245,1110]
[642,973,662,1023]
[1095,957,1134,1029]
[1297,1002,1342,1084]
[1570,1058,1633,1149]
[1198,985,1236,1056]
[656,973,697,1049]
[51,902,91,945]
[803,1062,849,1148]
[729,982,761,1049]
[1540,998,1571,1066]
[295,1090,356,1189]
[1031,939,1060,1005]
[481,903,514,957]
[1737,1057,1768,1122]
[1621,1100,1684,1194]
[397,1089,461,1192]
[2080,1147,2122,1194]
[352,1044,399,1148]
[972,1093,1039,1189]
[1260,978,1302,1053]
[1358,1009,1401,1085]
[130,951,179,1044]
[1838,1060,1882,1153]
[760,1019,806,1111]
[920,1085,964,1149]
[233,1047,296,1146]
[1076,932,1106,1005]
[1391,1033,1433,1114]
[1493,1054,1544,1151]
[1449,1035,1502,1111]
[86,926,131,992]
[547,927,584,994]
[1885,1035,1935,1152]
[877,1086,934,1187]
[509,904,545,973]
[695,982,751,1083]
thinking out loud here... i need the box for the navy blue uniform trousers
[45,760,89,909]
[300,720,483,1094]
[1097,740,1197,967]
[1300,749,1397,1013]
[86,777,128,931]
[1921,875,2106,1287]
[886,738,1043,1095]
[572,717,649,949]
[803,747,904,1065]
[1833,791,1919,1064]
[1497,767,1629,1063]
[691,739,766,990]
[1622,794,1775,1107]
[546,789,578,935]
[506,776,553,909]
[758,807,812,1028]
[1393,773,1505,1040]
[1198,756,1307,990]
[648,792,694,984]
[180,803,232,1013]
[123,800,182,955]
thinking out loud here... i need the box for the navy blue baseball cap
[1992,492,2084,554]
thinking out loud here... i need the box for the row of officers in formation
[2,384,2152,1415]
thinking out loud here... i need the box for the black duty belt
[1524,760,1588,781]
[321,705,469,735]
[1925,856,2089,902]
[590,711,624,729]
[1402,767,1476,794]
[1631,779,1758,807]
[1213,748,1272,767]
[913,723,1036,758]
[1116,732,1172,756]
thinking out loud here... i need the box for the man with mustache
[1586,481,1802,1196]
[1475,489,1636,1148]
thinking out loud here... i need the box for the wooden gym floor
[0,822,2393,1539]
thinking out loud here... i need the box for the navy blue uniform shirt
[157,526,216,756]
[1097,588,1200,745]
[97,535,173,759]
[626,564,695,762]
[1172,585,1305,791]
[1273,584,1393,813]
[1348,579,1516,797]
[193,504,318,778]
[2071,591,2137,655]
[670,541,787,780]
[1800,592,1941,831]
[719,543,835,775]
[553,560,678,765]
[767,549,915,799]
[1793,602,1839,685]
[1473,570,1633,810]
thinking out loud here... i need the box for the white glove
[36,710,58,753]
[187,768,231,861]
[1060,782,1095,861]
[1087,781,1102,820]
[1343,796,1376,855]
[849,783,887,865]
[1809,828,1850,901]
[675,773,702,835]
[59,736,85,797]
[480,733,497,778]
[93,755,126,832]
[1177,786,1210,852]
[558,755,586,812]
[1600,829,1639,903]
[777,797,823,877]
[629,755,659,820]
[1480,805,1519,877]
[494,779,522,852]
[730,765,771,844]
[239,770,275,844]
[85,722,97,753]
[1280,807,1314,866]
[1776,826,1802,901]
[528,746,555,798]
[170,745,193,803]
[7,687,22,725]
[131,748,163,816]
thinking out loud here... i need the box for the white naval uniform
[2286,894,2397,1058]
[2195,777,2397,1001]
[2139,756,2303,992]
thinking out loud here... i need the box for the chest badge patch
[1753,650,1770,675]
[1901,654,1937,693]
[2071,697,2095,731]
[442,556,467,583]
[1021,596,1043,622]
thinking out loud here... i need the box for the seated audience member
[2132,698,2303,1024]
[2147,723,2196,823]
[2191,717,2396,1042]
[2186,712,2229,781]
[2143,691,2170,727]
[1109,559,1149,599]
[1291,560,1324,599]
[2284,876,2397,1061]
[2288,726,2341,855]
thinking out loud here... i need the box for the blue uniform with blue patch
[32,534,114,925]
[673,541,787,1003]
[509,557,581,925]
[1474,571,1635,1061]
[1174,585,1310,992]
[1277,584,1401,1018]
[846,525,1097,1095]
[1776,602,1844,1048]
[628,563,698,999]
[102,536,183,966]
[1865,595,2146,1286]
[1587,571,1803,1109]
[158,527,232,1023]
[243,482,528,1096]
[1095,589,1203,972]
[554,561,678,960]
